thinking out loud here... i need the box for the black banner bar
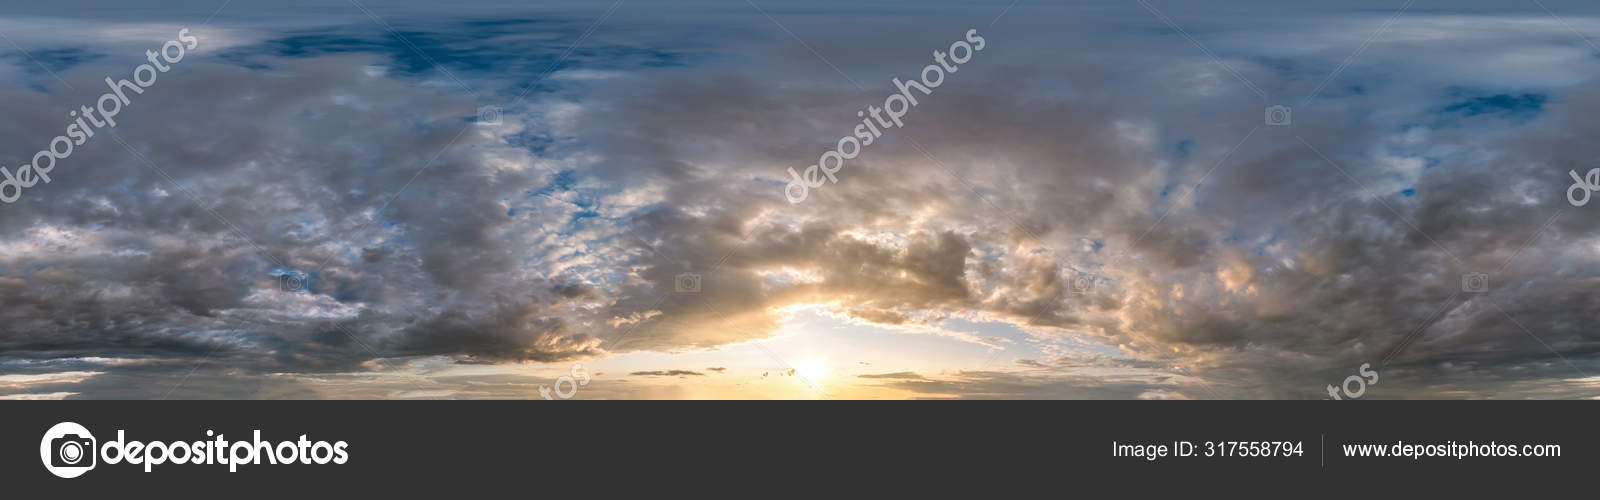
[4,401,1594,494]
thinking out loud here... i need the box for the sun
[793,359,829,382]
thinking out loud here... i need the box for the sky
[0,0,1597,399]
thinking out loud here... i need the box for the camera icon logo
[1069,273,1095,295]
[40,422,96,478]
[478,105,503,125]
[1265,105,1292,126]
[1462,272,1489,293]
[675,272,702,293]
[279,271,308,293]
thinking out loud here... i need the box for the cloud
[0,392,79,400]
[857,371,926,380]
[0,4,1596,399]
[0,371,103,389]
[882,370,1190,400]
[629,370,704,377]
[1013,359,1047,368]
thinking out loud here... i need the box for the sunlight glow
[794,359,829,382]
